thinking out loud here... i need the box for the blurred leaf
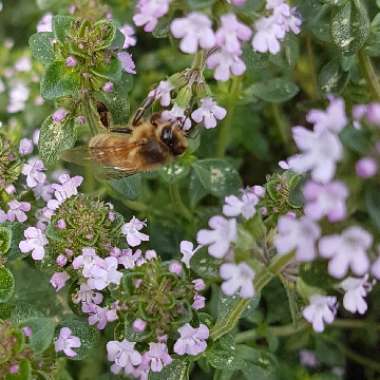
[0,266,15,303]
[29,32,55,66]
[41,61,80,100]
[111,174,142,200]
[53,15,75,43]
[57,317,99,360]
[3,222,25,260]
[25,317,56,354]
[186,0,216,9]
[192,159,241,198]
[160,162,191,184]
[37,0,60,9]
[318,58,350,94]
[38,117,76,165]
[152,15,171,38]
[0,226,12,255]
[365,184,380,230]
[91,57,122,82]
[207,348,247,371]
[191,248,220,281]
[331,0,370,54]
[245,79,299,103]
[11,303,45,324]
[111,28,126,49]
[189,171,209,207]
[340,126,372,154]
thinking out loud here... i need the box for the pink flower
[0,209,7,223]
[54,327,81,357]
[274,215,320,262]
[19,138,33,156]
[169,260,183,275]
[73,283,103,306]
[206,48,246,81]
[372,246,380,279]
[288,127,343,183]
[19,227,48,260]
[367,103,380,125]
[303,181,348,222]
[149,80,173,107]
[102,81,114,93]
[340,275,371,315]
[174,323,209,356]
[86,256,123,291]
[50,271,70,292]
[37,13,53,32]
[319,226,372,278]
[302,295,337,332]
[252,15,286,54]
[72,247,98,274]
[65,56,77,68]
[356,157,378,178]
[132,319,147,333]
[192,278,206,291]
[122,217,149,247]
[120,24,137,49]
[83,303,118,330]
[216,14,252,53]
[7,200,31,223]
[197,216,237,258]
[117,52,136,74]
[48,174,83,210]
[133,0,170,32]
[191,97,227,129]
[223,191,259,220]
[180,240,201,268]
[22,158,47,188]
[192,294,206,310]
[161,104,192,131]
[33,183,53,202]
[52,108,69,123]
[307,97,347,133]
[170,12,216,54]
[142,343,172,372]
[220,262,255,298]
[107,339,142,374]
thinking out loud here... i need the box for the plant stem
[169,183,193,221]
[271,104,291,152]
[191,50,205,71]
[358,50,380,101]
[210,252,294,341]
[82,95,101,136]
[216,76,241,158]
[306,35,319,100]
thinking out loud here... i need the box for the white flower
[319,226,372,278]
[107,339,142,375]
[180,240,201,269]
[302,295,337,332]
[339,275,371,315]
[191,97,227,129]
[274,215,321,262]
[121,217,149,247]
[223,191,259,220]
[19,227,48,261]
[288,126,343,183]
[220,262,255,298]
[149,80,173,107]
[197,216,237,258]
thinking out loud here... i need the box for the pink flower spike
[55,327,81,357]
[117,52,136,74]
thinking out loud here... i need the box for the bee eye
[161,127,173,145]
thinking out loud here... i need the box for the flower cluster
[134,0,301,81]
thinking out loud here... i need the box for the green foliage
[0,227,12,255]
[0,267,15,303]
[24,317,56,353]
[149,360,190,380]
[29,32,55,66]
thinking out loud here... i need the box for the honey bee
[63,98,189,178]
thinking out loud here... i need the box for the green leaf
[95,73,132,124]
[0,267,15,303]
[207,348,247,371]
[57,317,99,360]
[160,162,190,184]
[38,116,76,165]
[41,61,80,100]
[0,226,12,255]
[2,222,24,260]
[245,78,299,103]
[111,174,142,200]
[5,359,32,380]
[112,29,126,49]
[192,159,241,198]
[149,359,190,380]
[37,0,60,9]
[340,126,372,154]
[53,15,75,43]
[25,317,56,354]
[318,58,350,94]
[29,32,55,66]
[186,0,216,9]
[191,248,220,281]
[331,0,370,54]
[91,57,122,82]
[189,171,209,207]
[242,363,273,380]
[0,303,14,319]
[152,15,171,38]
[365,184,380,230]
[299,261,338,291]
[11,303,45,325]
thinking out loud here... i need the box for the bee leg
[109,127,133,134]
[131,95,156,127]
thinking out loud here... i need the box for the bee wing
[61,142,142,180]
